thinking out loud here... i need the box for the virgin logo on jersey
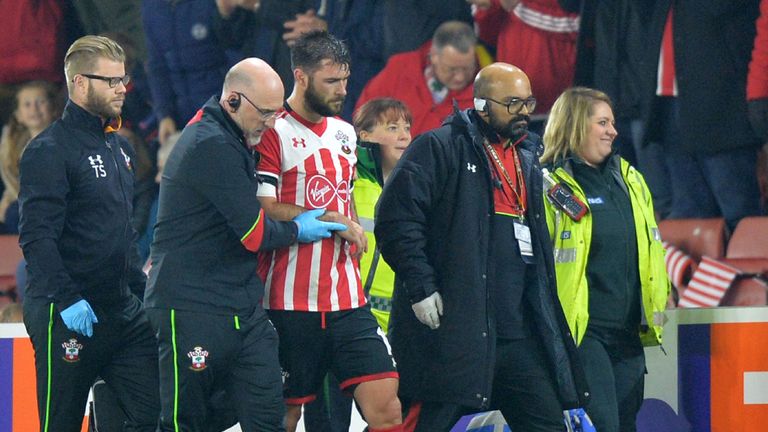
[306,175,349,208]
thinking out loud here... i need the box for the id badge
[513,219,535,263]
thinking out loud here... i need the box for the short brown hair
[432,21,476,54]
[353,98,413,135]
[64,35,125,93]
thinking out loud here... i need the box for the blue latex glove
[293,209,348,243]
[564,408,596,432]
[60,299,99,337]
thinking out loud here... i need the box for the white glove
[412,292,444,329]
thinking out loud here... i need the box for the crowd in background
[0,0,766,303]
[0,3,765,432]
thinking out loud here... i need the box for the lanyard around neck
[484,139,526,214]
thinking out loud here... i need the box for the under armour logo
[292,137,306,148]
[88,155,107,178]
[467,163,477,173]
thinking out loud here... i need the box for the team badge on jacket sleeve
[62,338,83,362]
[188,346,209,371]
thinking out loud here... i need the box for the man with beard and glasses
[375,63,590,431]
[18,35,160,432]
[256,30,403,432]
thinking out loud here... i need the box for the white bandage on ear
[473,98,487,112]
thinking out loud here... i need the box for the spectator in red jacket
[356,21,478,137]
[0,0,67,86]
[472,0,579,116]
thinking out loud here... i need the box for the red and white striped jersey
[678,256,740,308]
[256,109,364,312]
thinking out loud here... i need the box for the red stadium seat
[659,218,728,305]
[720,217,768,306]
[720,277,768,307]
[723,216,768,276]
[725,217,768,260]
[658,218,728,261]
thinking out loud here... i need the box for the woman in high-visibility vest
[541,87,669,432]
[352,98,413,332]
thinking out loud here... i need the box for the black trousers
[577,327,645,432]
[147,307,285,432]
[406,336,564,432]
[23,295,159,432]
[490,337,564,431]
[303,373,353,432]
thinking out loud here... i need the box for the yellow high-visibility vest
[353,177,396,333]
[543,158,669,346]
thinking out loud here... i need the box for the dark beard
[305,81,344,117]
[490,109,530,142]
[86,85,121,119]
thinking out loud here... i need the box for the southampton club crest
[119,147,133,171]
[62,338,83,363]
[335,130,352,154]
[188,346,209,371]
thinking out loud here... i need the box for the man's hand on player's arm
[320,210,368,259]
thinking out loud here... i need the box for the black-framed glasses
[486,97,537,114]
[80,73,131,88]
[235,92,278,122]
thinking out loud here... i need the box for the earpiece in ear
[227,94,242,111]
[473,98,487,113]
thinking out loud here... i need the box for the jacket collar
[356,140,384,186]
[553,151,629,196]
[61,99,122,137]
[554,149,620,176]
[474,111,502,144]
[447,105,542,156]
[447,105,486,149]
[202,96,248,148]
